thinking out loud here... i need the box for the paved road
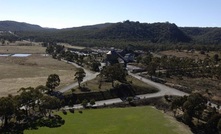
[59,60,99,93]
[60,62,219,110]
[60,62,189,109]
[66,71,189,109]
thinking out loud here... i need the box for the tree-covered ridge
[1,20,221,46]
[0,21,47,31]
[94,21,191,43]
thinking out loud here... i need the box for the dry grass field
[166,76,221,104]
[159,50,221,60]
[57,43,85,50]
[158,50,221,104]
[0,41,45,54]
[0,43,77,97]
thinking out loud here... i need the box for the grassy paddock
[0,54,77,97]
[25,106,191,134]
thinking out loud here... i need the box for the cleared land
[57,43,85,50]
[159,50,221,60]
[157,50,221,104]
[0,44,77,97]
[25,106,192,134]
[0,41,46,54]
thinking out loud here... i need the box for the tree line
[169,93,221,134]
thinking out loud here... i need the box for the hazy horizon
[1,0,221,28]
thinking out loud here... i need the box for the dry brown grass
[0,54,77,97]
[0,40,46,54]
[166,76,221,104]
[57,43,85,50]
[159,50,221,60]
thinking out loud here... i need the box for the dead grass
[159,50,221,60]
[166,76,221,104]
[57,43,85,50]
[0,54,77,97]
[0,40,46,54]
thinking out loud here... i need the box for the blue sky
[0,0,220,28]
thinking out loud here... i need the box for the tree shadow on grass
[0,114,65,134]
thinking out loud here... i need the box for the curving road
[59,60,99,93]
[61,62,189,109]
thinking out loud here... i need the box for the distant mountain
[62,23,113,31]
[1,20,221,46]
[0,21,55,31]
[93,21,191,43]
[181,27,221,44]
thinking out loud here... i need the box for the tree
[46,44,54,54]
[40,95,61,117]
[206,114,221,134]
[1,39,5,45]
[90,61,101,72]
[46,74,60,92]
[213,54,219,63]
[101,64,127,87]
[218,119,221,134]
[146,61,157,79]
[81,99,88,108]
[74,68,86,88]
[0,96,15,128]
[183,93,207,122]
[89,99,96,106]
[171,95,187,116]
[17,87,43,116]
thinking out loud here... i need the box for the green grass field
[25,106,191,134]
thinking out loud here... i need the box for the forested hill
[0,21,56,31]
[93,21,191,43]
[0,20,221,46]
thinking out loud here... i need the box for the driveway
[60,62,189,109]
[59,60,99,93]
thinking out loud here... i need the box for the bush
[69,109,75,113]
[81,99,88,108]
[90,99,96,106]
[62,109,67,115]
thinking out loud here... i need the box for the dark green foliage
[2,20,221,49]
[218,119,221,134]
[101,64,127,87]
[89,99,96,106]
[206,114,221,134]
[90,61,101,72]
[81,99,88,108]
[74,68,86,88]
[0,96,15,128]
[46,74,60,92]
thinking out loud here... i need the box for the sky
[0,0,221,29]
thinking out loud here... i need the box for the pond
[0,54,10,57]
[11,54,32,57]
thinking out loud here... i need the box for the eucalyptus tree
[46,74,60,92]
[74,68,86,88]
